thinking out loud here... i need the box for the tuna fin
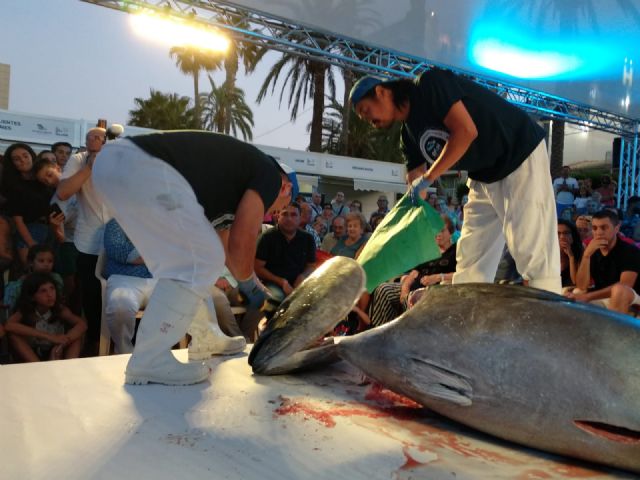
[408,357,473,407]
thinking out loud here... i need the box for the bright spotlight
[130,12,229,52]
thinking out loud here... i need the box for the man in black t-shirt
[255,202,316,301]
[93,131,293,386]
[569,209,640,314]
[350,69,560,294]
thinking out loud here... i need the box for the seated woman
[330,212,369,259]
[369,215,456,327]
[558,219,583,289]
[5,272,86,362]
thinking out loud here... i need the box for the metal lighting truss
[81,0,640,208]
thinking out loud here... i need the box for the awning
[353,178,406,194]
[296,174,319,188]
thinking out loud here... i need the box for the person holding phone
[34,158,81,314]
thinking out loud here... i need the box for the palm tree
[169,46,222,128]
[201,75,254,141]
[216,13,266,89]
[256,53,336,152]
[128,89,196,129]
[319,97,403,162]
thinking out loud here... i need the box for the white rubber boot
[125,279,209,385]
[188,296,246,360]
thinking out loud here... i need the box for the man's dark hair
[592,209,620,225]
[288,201,301,213]
[51,141,72,152]
[359,79,415,109]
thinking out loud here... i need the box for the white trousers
[452,141,561,294]
[93,139,225,299]
[105,275,156,354]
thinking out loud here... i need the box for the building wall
[0,64,9,110]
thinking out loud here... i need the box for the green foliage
[256,52,336,151]
[169,46,223,128]
[319,97,403,163]
[201,76,254,141]
[128,89,196,129]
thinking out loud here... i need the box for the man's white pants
[452,141,561,294]
[106,275,156,354]
[93,139,224,299]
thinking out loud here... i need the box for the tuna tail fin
[408,357,473,407]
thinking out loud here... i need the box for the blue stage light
[469,22,624,81]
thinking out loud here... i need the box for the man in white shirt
[56,127,111,356]
[553,166,579,218]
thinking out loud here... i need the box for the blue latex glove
[238,275,269,310]
[409,175,432,205]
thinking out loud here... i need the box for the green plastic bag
[358,193,444,293]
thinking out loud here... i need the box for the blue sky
[1,0,319,150]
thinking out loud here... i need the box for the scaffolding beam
[81,0,640,205]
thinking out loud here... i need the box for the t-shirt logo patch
[419,129,449,164]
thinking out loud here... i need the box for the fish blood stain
[574,420,640,444]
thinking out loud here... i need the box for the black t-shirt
[410,243,457,290]
[402,69,545,183]
[256,227,316,285]
[129,131,282,227]
[4,177,53,222]
[590,238,640,292]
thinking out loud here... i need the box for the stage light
[130,11,229,52]
[471,39,581,79]
[469,22,617,81]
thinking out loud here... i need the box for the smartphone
[49,203,63,216]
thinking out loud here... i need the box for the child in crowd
[5,272,86,362]
[33,158,79,311]
[4,245,64,311]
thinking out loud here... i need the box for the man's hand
[238,274,271,309]
[409,175,432,205]
[584,238,608,257]
[86,152,97,168]
[281,279,293,296]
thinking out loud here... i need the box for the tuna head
[249,256,365,375]
[337,283,640,473]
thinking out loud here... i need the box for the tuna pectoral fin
[408,357,473,407]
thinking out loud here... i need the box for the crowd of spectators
[1,131,639,363]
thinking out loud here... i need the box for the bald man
[57,127,111,355]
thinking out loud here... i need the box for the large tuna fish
[338,283,640,473]
[248,256,365,374]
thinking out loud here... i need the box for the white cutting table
[0,349,634,479]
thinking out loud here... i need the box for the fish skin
[337,283,640,473]
[248,256,365,375]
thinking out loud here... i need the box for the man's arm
[293,262,316,288]
[57,155,94,200]
[225,189,265,281]
[254,258,287,288]
[575,238,605,291]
